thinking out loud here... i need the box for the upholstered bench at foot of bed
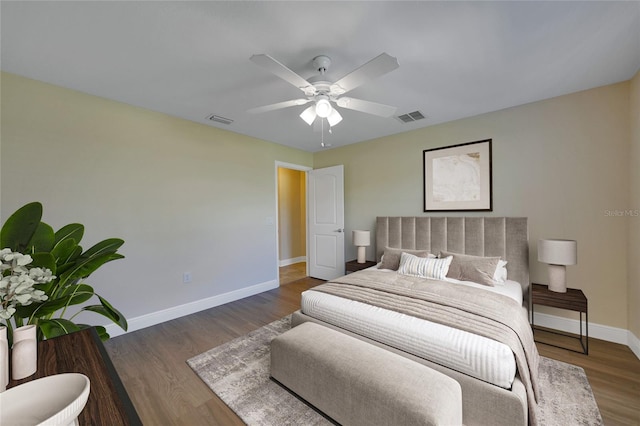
[270,322,463,426]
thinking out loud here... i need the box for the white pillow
[398,252,453,280]
[493,260,508,284]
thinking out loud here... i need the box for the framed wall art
[423,139,492,212]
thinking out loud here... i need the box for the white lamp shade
[300,105,317,125]
[327,108,343,127]
[352,230,370,247]
[538,239,577,265]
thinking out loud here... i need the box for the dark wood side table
[7,327,142,425]
[345,259,377,273]
[531,283,588,354]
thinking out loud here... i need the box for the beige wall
[277,167,306,262]
[315,82,631,329]
[630,70,640,339]
[0,72,313,321]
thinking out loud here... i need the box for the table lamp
[352,230,370,264]
[538,239,577,293]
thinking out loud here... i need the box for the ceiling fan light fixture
[315,98,332,118]
[327,108,342,127]
[300,105,317,125]
[250,52,400,138]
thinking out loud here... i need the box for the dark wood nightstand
[531,283,588,354]
[345,259,377,273]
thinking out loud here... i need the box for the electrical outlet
[183,272,192,283]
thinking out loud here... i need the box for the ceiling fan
[248,53,399,128]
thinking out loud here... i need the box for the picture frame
[423,139,492,212]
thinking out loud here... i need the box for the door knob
[335,228,344,233]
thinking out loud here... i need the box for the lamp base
[548,264,567,293]
[357,246,366,263]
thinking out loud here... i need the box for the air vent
[207,114,234,125]
[396,110,426,123]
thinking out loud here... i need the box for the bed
[292,216,539,426]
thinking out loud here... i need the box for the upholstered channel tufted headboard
[376,216,530,313]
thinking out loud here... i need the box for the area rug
[187,315,603,426]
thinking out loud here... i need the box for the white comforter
[300,271,522,389]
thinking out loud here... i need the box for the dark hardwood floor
[105,270,640,425]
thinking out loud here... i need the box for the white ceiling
[2,1,639,152]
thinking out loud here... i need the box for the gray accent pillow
[379,247,434,271]
[440,250,501,286]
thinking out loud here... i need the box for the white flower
[0,306,15,320]
[29,267,54,283]
[0,248,54,320]
[15,253,33,266]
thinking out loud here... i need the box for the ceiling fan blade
[247,99,310,114]
[250,54,315,92]
[331,53,399,94]
[336,97,397,117]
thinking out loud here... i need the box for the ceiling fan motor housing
[313,55,331,74]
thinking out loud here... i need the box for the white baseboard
[279,256,306,267]
[533,312,640,359]
[104,279,278,338]
[629,331,640,360]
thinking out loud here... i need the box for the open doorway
[276,163,310,285]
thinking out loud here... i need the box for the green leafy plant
[0,202,127,342]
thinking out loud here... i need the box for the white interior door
[308,165,345,280]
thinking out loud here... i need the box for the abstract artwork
[423,139,492,211]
